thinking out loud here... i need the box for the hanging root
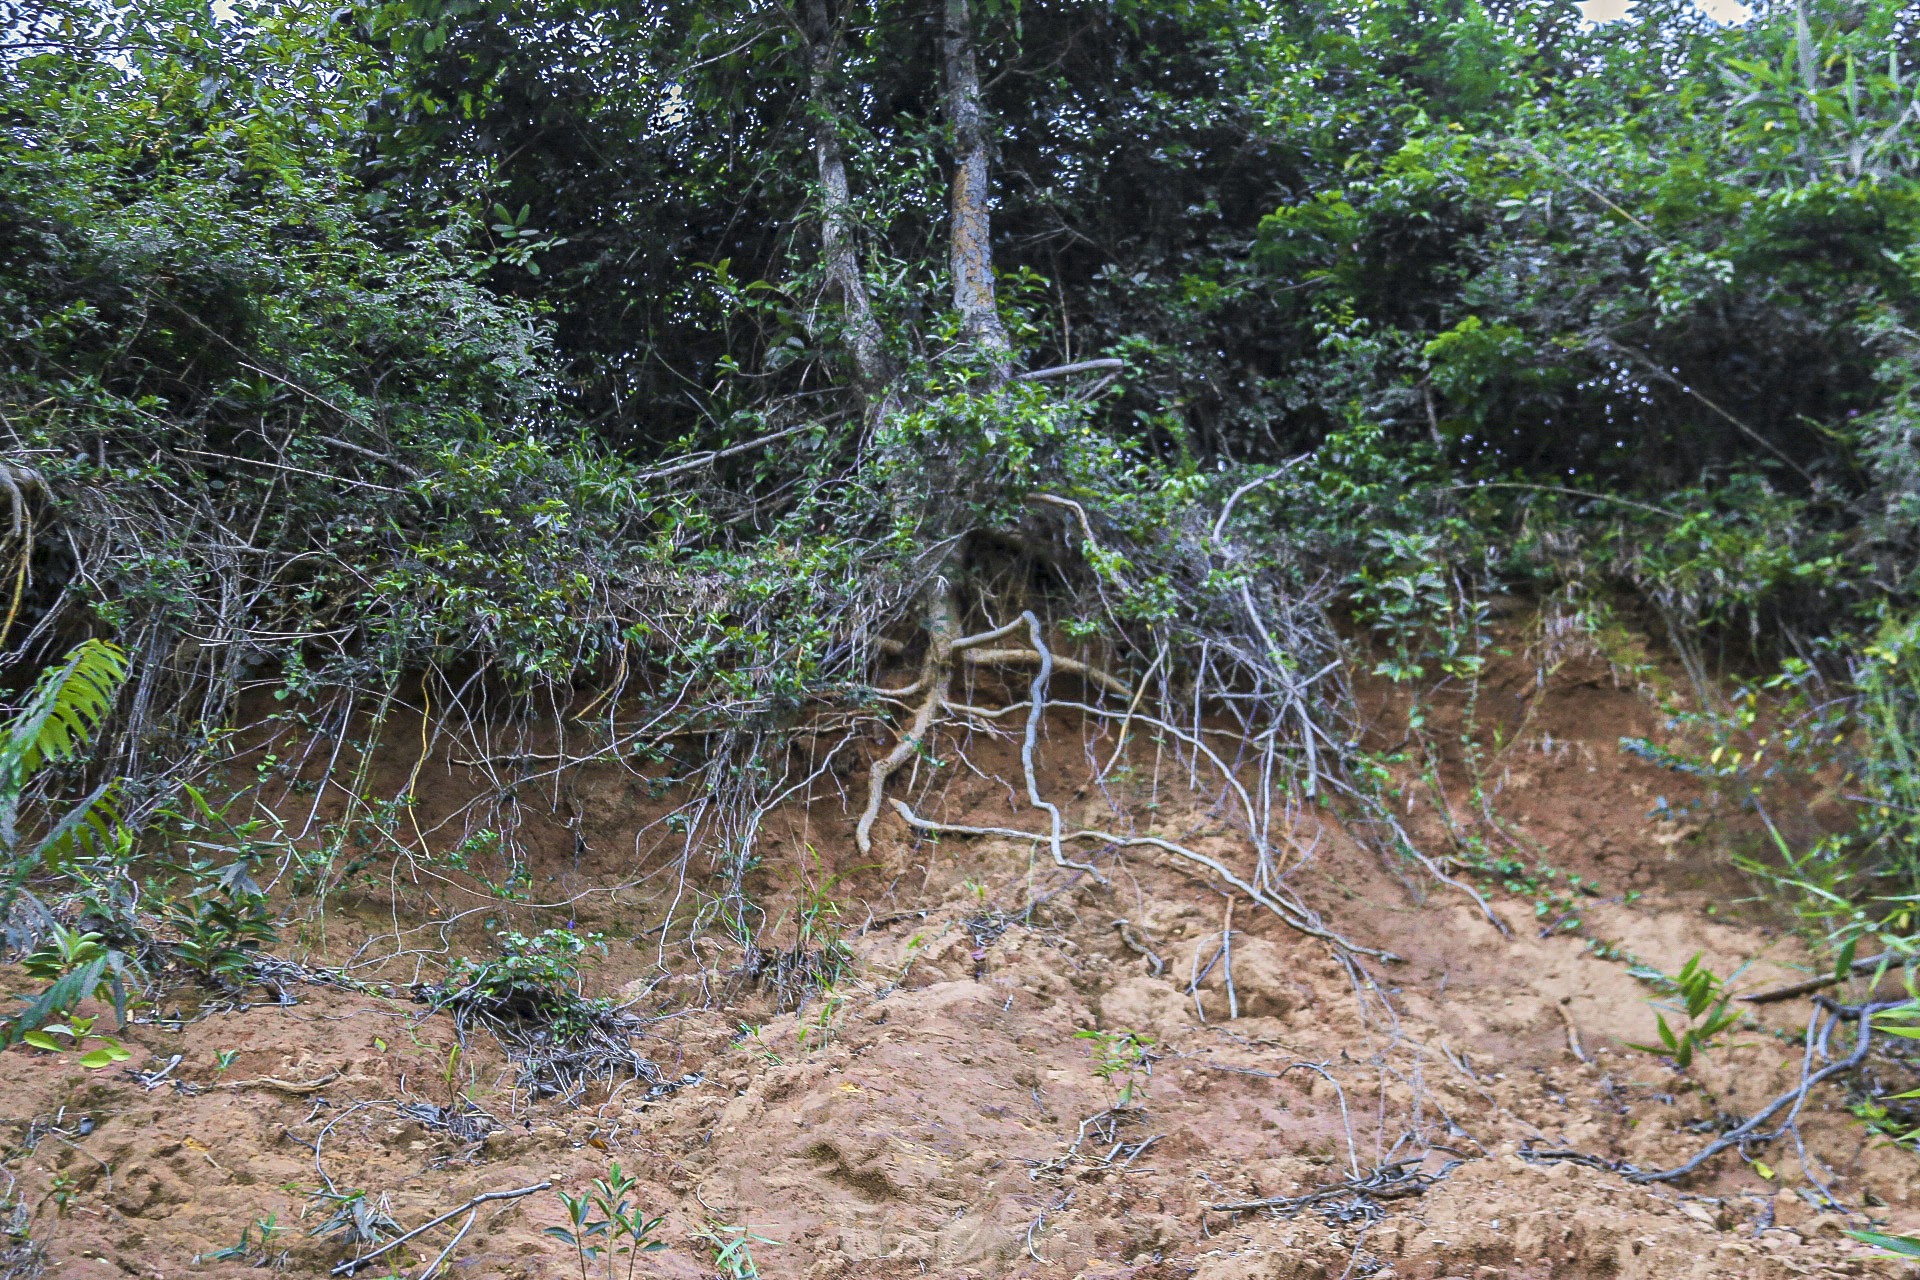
[889,799,1396,962]
[855,595,1130,860]
[1016,609,1104,881]
[961,646,1132,698]
[856,587,959,856]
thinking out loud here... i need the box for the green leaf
[79,1043,130,1069]
[3,640,129,779]
[22,1031,62,1052]
[1848,1230,1920,1258]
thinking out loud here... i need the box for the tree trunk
[941,0,1010,372]
[797,0,893,400]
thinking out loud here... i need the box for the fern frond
[25,778,125,872]
[2,639,129,783]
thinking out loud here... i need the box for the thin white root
[1018,610,1105,882]
[888,798,1397,962]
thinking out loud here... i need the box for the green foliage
[197,1215,283,1266]
[162,872,278,986]
[1853,614,1920,884]
[0,641,140,1050]
[452,928,601,1001]
[1847,1230,1920,1259]
[4,0,1920,1008]
[693,1222,777,1280]
[441,927,615,1042]
[546,1164,668,1280]
[307,1188,398,1247]
[18,1013,132,1070]
[6,921,139,1054]
[1625,953,1742,1070]
[1075,1027,1156,1107]
[0,641,130,917]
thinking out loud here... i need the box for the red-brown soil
[5,627,1915,1279]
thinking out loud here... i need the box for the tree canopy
[3,0,1918,899]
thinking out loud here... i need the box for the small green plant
[785,845,861,970]
[1075,1027,1156,1106]
[198,1213,283,1264]
[215,1048,239,1074]
[546,1163,668,1280]
[307,1187,397,1247]
[19,1012,131,1069]
[797,983,848,1052]
[1626,953,1741,1069]
[1848,1230,1920,1259]
[160,883,268,984]
[6,921,139,1054]
[41,1171,77,1217]
[442,828,533,900]
[445,927,613,1037]
[693,1222,777,1279]
[452,928,603,999]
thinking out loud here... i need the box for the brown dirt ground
[6,625,1918,1280]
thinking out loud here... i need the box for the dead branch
[630,420,817,483]
[1210,455,1308,544]
[1220,898,1239,1019]
[1209,1157,1457,1215]
[1013,358,1124,382]
[1740,953,1901,1005]
[331,1182,550,1276]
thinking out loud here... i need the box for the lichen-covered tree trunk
[941,0,1010,372]
[797,0,893,403]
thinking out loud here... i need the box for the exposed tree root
[889,798,1396,962]
[1015,610,1104,880]
[855,589,958,856]
[1627,999,1905,1184]
[960,646,1132,698]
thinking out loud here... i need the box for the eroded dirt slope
[4,639,1916,1280]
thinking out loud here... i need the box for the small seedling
[214,1048,239,1074]
[694,1222,778,1279]
[546,1163,668,1280]
[1075,1027,1156,1106]
[198,1214,282,1264]
[1626,952,1740,1069]
[20,1014,132,1070]
[307,1187,397,1246]
[41,1172,76,1217]
[797,984,847,1052]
